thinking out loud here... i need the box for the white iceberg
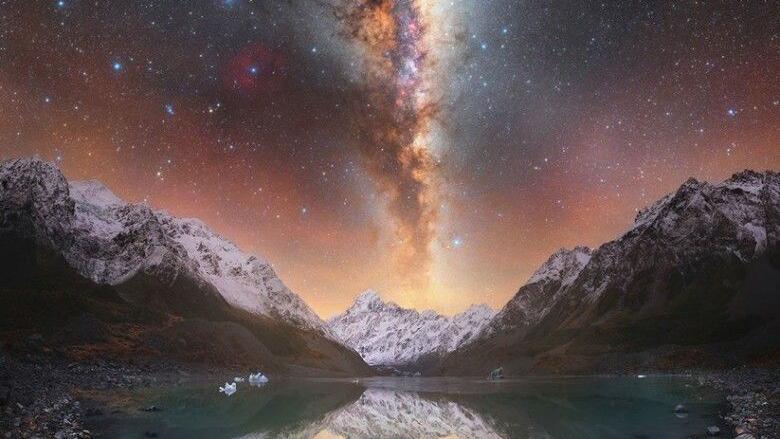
[219,382,237,396]
[234,377,245,383]
[248,372,269,386]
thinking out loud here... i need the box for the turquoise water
[88,375,732,438]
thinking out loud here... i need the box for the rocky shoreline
[2,352,778,438]
[699,367,780,439]
[0,353,242,439]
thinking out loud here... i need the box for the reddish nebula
[223,43,288,96]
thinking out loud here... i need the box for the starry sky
[0,0,778,317]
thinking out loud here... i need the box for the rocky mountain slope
[328,290,495,367]
[438,170,780,375]
[0,157,370,376]
[483,246,592,339]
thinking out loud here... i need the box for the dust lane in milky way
[334,0,447,306]
[0,1,777,316]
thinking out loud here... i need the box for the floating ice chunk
[248,372,269,386]
[234,377,245,383]
[636,374,647,379]
[219,382,237,396]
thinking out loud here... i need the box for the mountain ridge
[2,157,777,374]
[0,157,330,335]
[0,156,370,375]
[328,289,495,367]
[438,169,780,375]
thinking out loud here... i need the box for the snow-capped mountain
[235,386,557,439]
[0,157,329,334]
[440,170,780,374]
[483,246,591,338]
[551,169,779,328]
[324,388,506,439]
[328,290,495,366]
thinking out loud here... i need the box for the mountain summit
[439,170,780,375]
[328,290,495,367]
[0,157,329,334]
[485,246,592,338]
[0,157,369,375]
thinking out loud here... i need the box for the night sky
[1,0,777,316]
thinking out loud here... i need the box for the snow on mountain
[0,157,330,334]
[236,387,523,439]
[442,170,780,375]
[327,290,495,366]
[627,170,777,263]
[526,246,592,286]
[445,302,499,351]
[569,169,778,308]
[485,169,779,339]
[324,388,507,439]
[482,246,592,338]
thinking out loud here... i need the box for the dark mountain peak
[1,155,57,172]
[632,169,777,236]
[0,157,74,246]
[0,157,69,195]
[439,170,780,376]
[0,156,372,375]
[680,176,703,188]
[0,156,333,334]
[728,169,775,185]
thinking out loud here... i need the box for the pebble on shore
[700,368,779,439]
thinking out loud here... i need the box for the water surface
[88,375,732,438]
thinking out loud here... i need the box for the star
[1,0,776,318]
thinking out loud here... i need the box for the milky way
[334,0,444,297]
[0,1,777,316]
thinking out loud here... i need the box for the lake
[87,375,733,438]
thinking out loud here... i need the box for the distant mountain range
[0,157,369,376]
[1,157,777,375]
[327,290,494,367]
[437,169,780,374]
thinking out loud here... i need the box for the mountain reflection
[92,377,728,439]
[319,388,507,439]
[233,385,508,439]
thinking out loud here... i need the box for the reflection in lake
[90,376,732,439]
[311,387,503,439]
